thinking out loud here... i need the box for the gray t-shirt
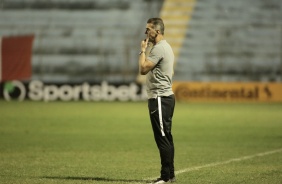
[146,40,174,99]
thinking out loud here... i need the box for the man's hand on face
[141,36,149,52]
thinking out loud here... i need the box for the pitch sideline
[147,148,282,180]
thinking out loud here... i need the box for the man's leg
[161,95,175,179]
[148,95,175,181]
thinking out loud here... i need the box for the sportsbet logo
[2,80,147,102]
[4,81,282,102]
[173,82,282,102]
[3,81,26,101]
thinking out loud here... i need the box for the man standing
[139,18,176,184]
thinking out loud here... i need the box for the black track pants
[148,95,175,181]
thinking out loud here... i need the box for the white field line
[147,148,282,180]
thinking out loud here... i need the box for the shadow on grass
[42,176,151,183]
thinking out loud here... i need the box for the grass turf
[0,101,281,183]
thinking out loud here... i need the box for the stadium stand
[0,0,164,83]
[174,0,282,82]
[0,0,281,83]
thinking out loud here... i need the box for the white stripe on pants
[158,97,165,136]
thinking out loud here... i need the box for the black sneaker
[151,178,170,184]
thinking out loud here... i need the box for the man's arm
[139,52,155,75]
[139,38,155,75]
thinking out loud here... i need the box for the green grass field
[0,101,281,184]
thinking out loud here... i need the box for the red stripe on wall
[1,35,34,82]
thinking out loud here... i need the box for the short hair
[147,18,165,35]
